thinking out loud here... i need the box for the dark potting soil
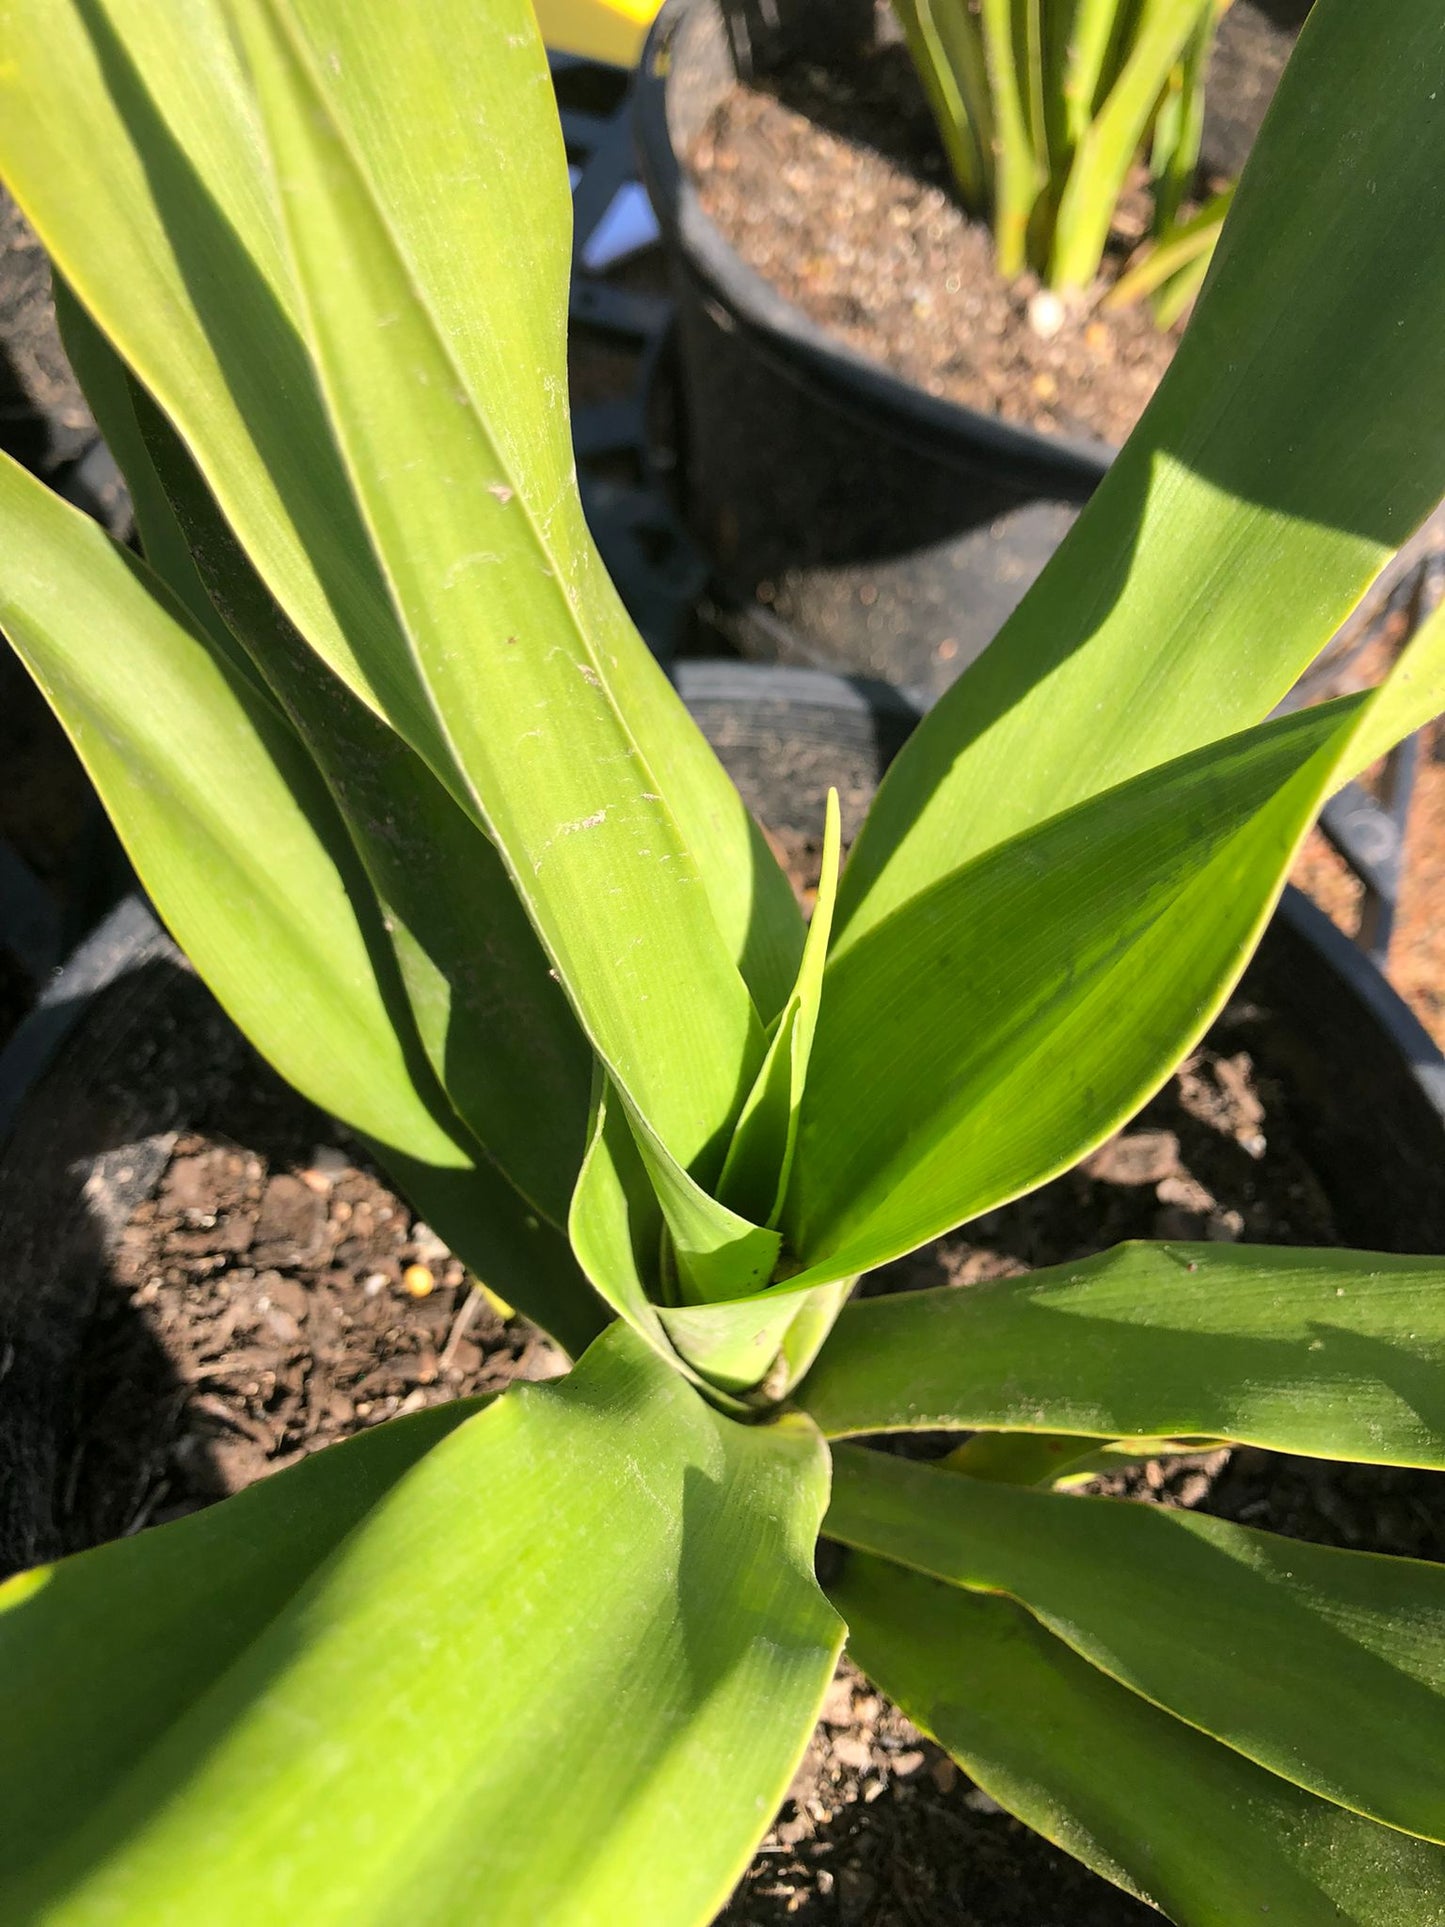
[688,3,1299,448]
[0,949,564,1572]
[5,868,1440,1924]
[0,185,94,476]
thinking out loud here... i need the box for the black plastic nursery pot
[635,0,1113,702]
[1,662,1442,1919]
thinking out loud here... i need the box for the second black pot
[635,0,1112,701]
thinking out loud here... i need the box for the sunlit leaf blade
[720,789,841,1230]
[1051,0,1209,288]
[0,0,458,766]
[827,1445,1445,1843]
[0,449,601,1348]
[788,697,1358,1278]
[1339,594,1445,783]
[838,0,1445,951]
[52,278,268,694]
[229,0,783,1195]
[274,0,803,1025]
[0,1324,842,1924]
[788,585,1445,1285]
[0,0,803,1028]
[836,1556,1445,1926]
[68,292,594,1233]
[0,453,451,1166]
[659,1280,854,1398]
[568,1076,719,1389]
[799,1241,1445,1465]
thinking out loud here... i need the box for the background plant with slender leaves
[0,0,1443,1920]
[890,0,1234,307]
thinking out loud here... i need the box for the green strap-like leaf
[836,1555,1445,1926]
[798,1240,1445,1466]
[284,0,805,1026]
[0,448,603,1351]
[785,591,1445,1284]
[0,453,452,1166]
[790,699,1353,1279]
[0,1323,842,1924]
[719,788,842,1232]
[567,1075,726,1390]
[0,0,803,1021]
[1051,0,1211,288]
[838,0,1445,953]
[229,0,763,1179]
[57,281,596,1235]
[0,0,454,765]
[827,1444,1445,1844]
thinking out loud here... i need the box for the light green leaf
[719,787,842,1230]
[0,452,452,1168]
[787,585,1445,1284]
[827,1444,1445,1844]
[659,1277,856,1399]
[57,281,596,1234]
[277,0,805,1026]
[836,1555,1445,1926]
[228,0,788,1191]
[53,277,268,692]
[0,1323,843,1924]
[567,1075,726,1390]
[0,448,602,1349]
[839,0,1445,952]
[0,0,451,763]
[1051,0,1211,288]
[0,0,803,1025]
[799,1241,1445,1466]
[788,697,1356,1279]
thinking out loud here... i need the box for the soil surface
[0,185,94,474]
[689,3,1298,446]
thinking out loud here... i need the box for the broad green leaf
[0,449,602,1349]
[786,587,1445,1285]
[0,1323,843,1924]
[568,1083,831,1399]
[0,453,454,1168]
[836,1556,1445,1926]
[799,1241,1445,1466]
[276,0,805,1025]
[827,1444,1445,1843]
[838,0,1445,952]
[788,697,1354,1278]
[0,0,803,1023]
[1340,595,1445,782]
[53,278,268,694]
[0,0,452,766]
[567,1076,724,1391]
[61,286,595,1234]
[719,788,842,1231]
[229,0,766,1204]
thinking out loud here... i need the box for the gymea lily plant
[0,0,1443,1921]
[893,0,1234,313]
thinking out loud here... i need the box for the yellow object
[533,0,658,66]
[403,1263,435,1298]
[479,1282,517,1321]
